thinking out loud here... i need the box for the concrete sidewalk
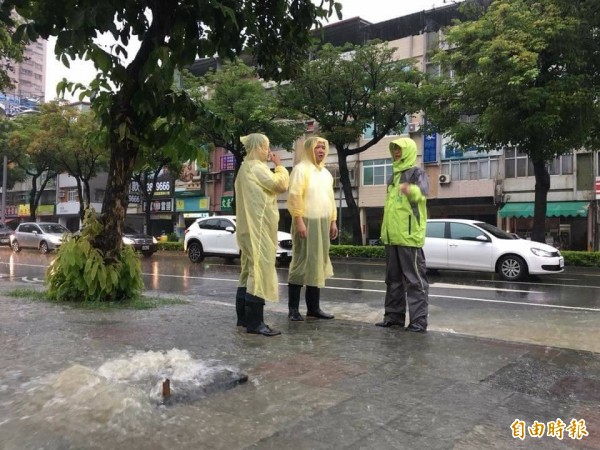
[0,285,598,450]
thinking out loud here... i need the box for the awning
[499,201,589,218]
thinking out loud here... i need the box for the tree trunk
[532,160,550,243]
[338,152,361,244]
[28,177,37,222]
[76,178,85,222]
[99,115,138,259]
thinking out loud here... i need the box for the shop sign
[142,199,173,213]
[176,197,209,212]
[220,195,233,211]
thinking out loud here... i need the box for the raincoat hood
[298,137,329,169]
[241,133,269,162]
[389,137,418,172]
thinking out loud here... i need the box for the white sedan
[184,215,292,264]
[424,219,564,281]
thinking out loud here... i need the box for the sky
[44,0,452,102]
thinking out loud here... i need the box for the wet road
[1,247,599,352]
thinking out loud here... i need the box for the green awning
[499,201,589,218]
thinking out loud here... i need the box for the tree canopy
[425,0,599,242]
[280,41,426,243]
[183,59,305,172]
[0,0,341,301]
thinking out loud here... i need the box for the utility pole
[1,154,6,222]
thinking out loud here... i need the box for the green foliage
[280,41,426,243]
[425,0,599,242]
[167,232,179,242]
[5,288,189,310]
[182,59,305,170]
[562,251,600,268]
[3,0,340,258]
[0,12,26,92]
[157,241,184,251]
[330,244,385,259]
[46,210,144,302]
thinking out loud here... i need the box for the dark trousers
[383,245,429,327]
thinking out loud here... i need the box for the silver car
[10,222,71,254]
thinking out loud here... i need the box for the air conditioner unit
[58,191,66,198]
[438,174,451,184]
[408,122,420,133]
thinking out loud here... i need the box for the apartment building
[1,38,46,115]
[187,4,599,250]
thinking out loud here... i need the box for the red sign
[596,177,600,200]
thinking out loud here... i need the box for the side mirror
[475,235,490,242]
[225,226,235,233]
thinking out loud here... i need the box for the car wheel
[498,255,527,281]
[39,241,49,254]
[12,240,21,253]
[188,242,204,263]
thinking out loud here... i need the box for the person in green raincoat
[376,137,429,332]
[287,137,338,321]
[235,133,289,336]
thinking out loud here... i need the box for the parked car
[122,226,158,257]
[184,215,293,264]
[0,221,13,246]
[10,222,70,253]
[424,219,564,281]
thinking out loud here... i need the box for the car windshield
[40,224,69,234]
[124,226,140,235]
[474,222,517,240]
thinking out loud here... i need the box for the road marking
[330,277,542,294]
[476,279,600,289]
[428,294,600,312]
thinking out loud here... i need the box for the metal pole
[1,154,7,223]
[338,184,342,244]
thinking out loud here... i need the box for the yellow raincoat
[287,137,337,288]
[235,134,289,302]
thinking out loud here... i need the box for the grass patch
[4,288,190,310]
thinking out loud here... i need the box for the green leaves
[46,210,144,303]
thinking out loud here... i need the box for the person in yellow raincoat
[287,137,338,321]
[235,133,289,336]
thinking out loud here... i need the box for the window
[68,189,77,202]
[363,159,393,186]
[449,223,483,240]
[441,157,499,181]
[426,222,445,238]
[223,171,234,192]
[200,219,220,230]
[505,148,573,178]
[363,122,407,139]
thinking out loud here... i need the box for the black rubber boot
[235,287,246,327]
[245,294,281,337]
[305,286,334,320]
[288,283,304,321]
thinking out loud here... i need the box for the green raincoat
[380,137,429,247]
[235,134,289,302]
[287,137,337,288]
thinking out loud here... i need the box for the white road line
[428,294,600,312]
[476,279,600,289]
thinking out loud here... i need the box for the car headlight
[531,247,554,257]
[49,236,62,244]
[123,237,135,245]
[152,237,158,244]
